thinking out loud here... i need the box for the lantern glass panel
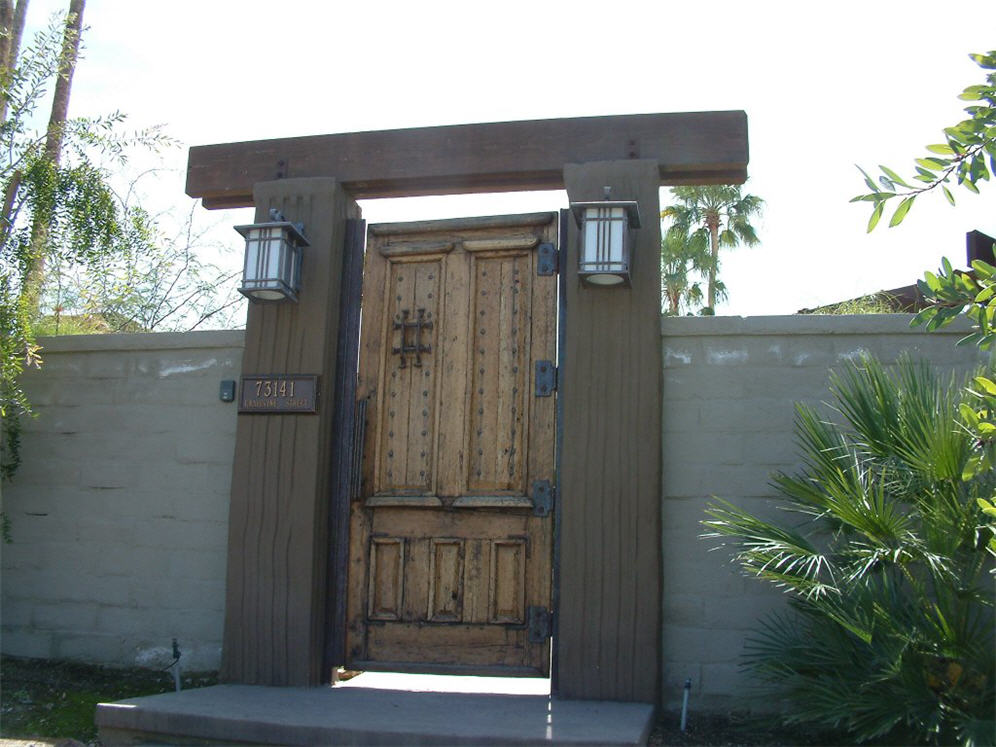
[580,206,630,284]
[284,239,298,288]
[265,228,283,282]
[243,231,260,280]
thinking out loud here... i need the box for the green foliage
[661,185,763,311]
[962,374,996,516]
[703,355,995,745]
[0,12,172,481]
[912,255,996,349]
[0,253,37,479]
[808,292,901,315]
[853,50,996,352]
[40,195,243,334]
[853,51,996,230]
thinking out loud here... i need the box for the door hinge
[535,361,556,397]
[537,242,558,275]
[531,479,555,517]
[527,606,553,643]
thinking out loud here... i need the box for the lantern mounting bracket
[267,208,306,238]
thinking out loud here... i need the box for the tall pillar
[221,178,360,686]
[557,160,662,703]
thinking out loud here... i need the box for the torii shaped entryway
[185,112,749,705]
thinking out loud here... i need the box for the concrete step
[96,675,654,745]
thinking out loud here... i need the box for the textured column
[221,178,360,685]
[557,161,662,703]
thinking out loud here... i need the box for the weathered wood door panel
[346,213,557,676]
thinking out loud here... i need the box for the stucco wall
[659,314,987,712]
[1,331,244,671]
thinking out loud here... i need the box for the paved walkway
[96,672,655,745]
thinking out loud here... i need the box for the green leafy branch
[912,256,996,348]
[852,51,996,231]
[0,9,178,485]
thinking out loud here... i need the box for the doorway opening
[341,210,562,683]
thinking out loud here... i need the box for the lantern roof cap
[569,200,641,229]
[233,220,310,247]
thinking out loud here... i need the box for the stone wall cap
[36,329,246,353]
[661,314,973,338]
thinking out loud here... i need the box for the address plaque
[239,374,319,414]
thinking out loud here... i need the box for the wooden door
[346,212,558,676]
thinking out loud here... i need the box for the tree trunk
[0,3,10,75]
[666,286,679,315]
[706,213,720,312]
[0,0,28,125]
[44,0,83,161]
[22,0,84,317]
[0,1,28,248]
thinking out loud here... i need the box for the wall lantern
[570,187,641,287]
[234,208,309,303]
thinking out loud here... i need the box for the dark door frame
[322,217,366,677]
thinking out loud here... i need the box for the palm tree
[661,185,764,312]
[660,225,710,315]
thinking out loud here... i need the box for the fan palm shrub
[703,355,994,745]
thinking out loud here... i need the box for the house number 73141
[256,379,295,398]
[239,374,319,414]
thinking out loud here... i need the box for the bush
[703,355,994,745]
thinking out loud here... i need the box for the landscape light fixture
[570,187,641,287]
[235,208,309,303]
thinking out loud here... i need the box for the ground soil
[0,656,217,745]
[648,711,847,746]
[1,656,847,746]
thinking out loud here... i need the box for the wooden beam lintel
[188,112,749,210]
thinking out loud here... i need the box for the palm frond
[702,499,835,597]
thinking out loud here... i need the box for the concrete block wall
[1,331,244,670]
[659,314,988,712]
[1,317,988,697]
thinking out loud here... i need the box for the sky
[21,0,996,319]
